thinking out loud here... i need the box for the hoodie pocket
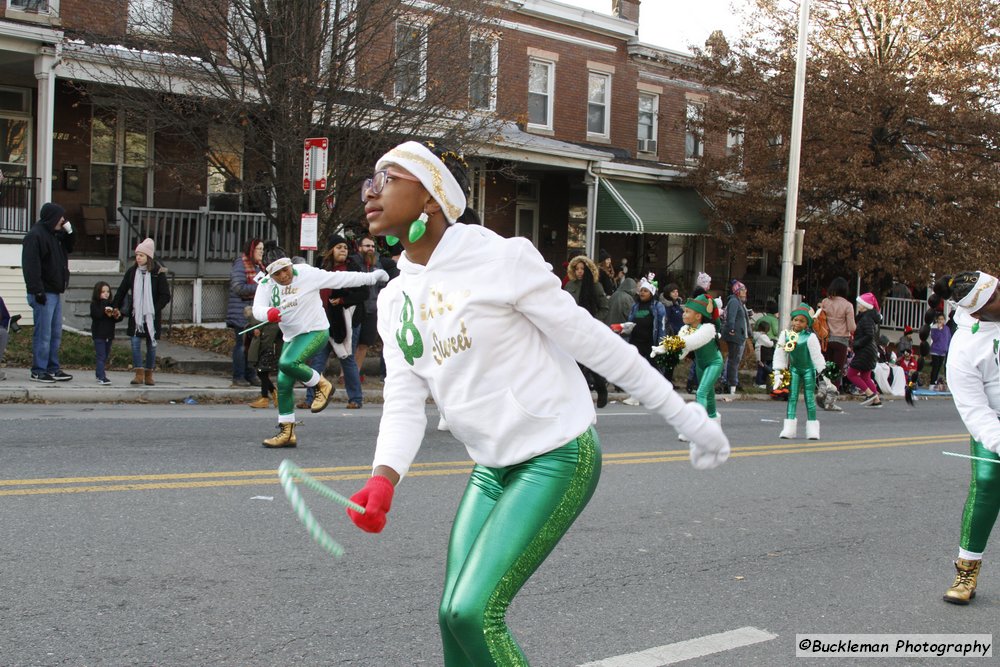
[444,388,559,457]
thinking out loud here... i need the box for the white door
[516,204,538,247]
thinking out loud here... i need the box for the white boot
[779,418,797,439]
[678,431,689,442]
[806,420,820,440]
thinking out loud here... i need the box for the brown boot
[130,369,145,385]
[263,423,296,448]
[270,390,278,407]
[248,395,271,409]
[943,558,982,604]
[311,376,334,413]
[143,369,155,386]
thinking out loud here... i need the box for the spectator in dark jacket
[845,292,883,407]
[21,202,74,383]
[227,238,264,387]
[353,234,398,379]
[662,283,685,335]
[722,280,751,394]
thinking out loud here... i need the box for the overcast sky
[561,0,749,54]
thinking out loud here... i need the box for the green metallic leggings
[276,329,328,417]
[439,428,602,666]
[786,367,817,420]
[959,437,1000,553]
[696,360,722,418]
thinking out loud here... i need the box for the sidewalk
[0,339,912,406]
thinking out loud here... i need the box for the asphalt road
[1,398,994,666]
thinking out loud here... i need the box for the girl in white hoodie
[345,141,730,666]
[938,272,1000,605]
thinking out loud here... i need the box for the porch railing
[881,296,948,332]
[118,206,276,275]
[0,176,39,236]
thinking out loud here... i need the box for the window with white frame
[8,0,51,13]
[685,101,704,162]
[469,36,497,111]
[394,21,428,100]
[587,71,611,137]
[127,0,173,36]
[468,162,485,224]
[726,127,744,169]
[527,59,554,130]
[207,126,245,211]
[227,1,267,66]
[0,87,31,179]
[637,92,658,153]
[323,0,357,80]
[90,109,154,213]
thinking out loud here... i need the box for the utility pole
[778,0,811,328]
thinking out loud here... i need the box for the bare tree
[687,0,1000,287]
[67,0,508,249]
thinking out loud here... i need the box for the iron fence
[0,176,38,236]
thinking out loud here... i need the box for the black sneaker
[30,372,56,383]
[97,378,112,386]
[51,370,73,381]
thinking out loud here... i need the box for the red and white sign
[302,137,329,191]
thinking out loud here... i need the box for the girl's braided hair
[422,140,481,225]
[933,271,980,304]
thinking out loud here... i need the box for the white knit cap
[954,272,998,313]
[696,272,711,289]
[637,277,657,296]
[375,141,467,223]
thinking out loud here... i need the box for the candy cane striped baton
[277,459,365,558]
[238,300,300,336]
[942,451,1000,464]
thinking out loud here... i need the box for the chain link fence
[165,278,230,324]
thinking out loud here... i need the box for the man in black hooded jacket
[21,202,74,383]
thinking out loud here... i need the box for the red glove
[347,475,395,533]
[266,307,281,323]
[610,323,623,334]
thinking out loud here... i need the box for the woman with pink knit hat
[112,238,170,386]
[845,292,883,407]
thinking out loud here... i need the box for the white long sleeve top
[772,329,825,373]
[947,310,1000,453]
[372,224,704,478]
[252,264,382,342]
[677,323,716,360]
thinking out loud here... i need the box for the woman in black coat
[112,238,171,386]
[845,292,883,407]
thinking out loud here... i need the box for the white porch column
[34,45,58,214]
[584,163,598,258]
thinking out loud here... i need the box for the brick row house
[0,0,734,327]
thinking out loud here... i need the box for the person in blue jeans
[21,202,74,383]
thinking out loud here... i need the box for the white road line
[579,626,777,667]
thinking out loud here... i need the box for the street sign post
[302,137,329,263]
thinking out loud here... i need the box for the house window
[468,162,485,223]
[207,126,245,212]
[727,127,744,169]
[469,36,497,111]
[0,87,31,179]
[8,0,50,13]
[637,92,658,154]
[685,102,704,162]
[90,109,154,214]
[587,72,610,137]
[127,0,173,36]
[324,0,357,80]
[394,21,428,100]
[527,59,554,130]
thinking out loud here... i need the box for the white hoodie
[252,264,383,342]
[373,224,708,477]
[947,309,1000,453]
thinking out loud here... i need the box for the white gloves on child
[669,402,730,470]
[371,269,390,283]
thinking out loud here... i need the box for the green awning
[596,179,711,235]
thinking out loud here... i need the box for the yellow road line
[0,435,968,497]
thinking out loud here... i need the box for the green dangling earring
[386,212,428,246]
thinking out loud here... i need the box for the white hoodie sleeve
[680,323,716,355]
[371,286,431,478]
[947,335,1000,453]
[509,241,695,431]
[773,332,788,371]
[251,279,273,323]
[807,333,826,373]
[312,265,382,289]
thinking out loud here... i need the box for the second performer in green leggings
[772,303,826,441]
